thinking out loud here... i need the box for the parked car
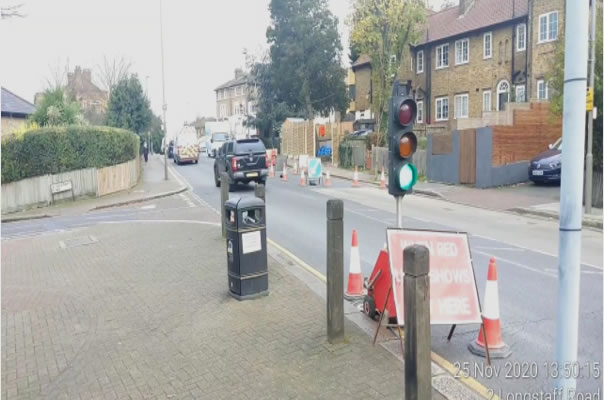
[173,132,199,165]
[214,138,269,191]
[206,132,229,158]
[529,138,561,184]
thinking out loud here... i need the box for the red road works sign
[386,229,482,325]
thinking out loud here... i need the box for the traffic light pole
[396,196,403,228]
[555,1,588,396]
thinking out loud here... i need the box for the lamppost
[159,0,168,180]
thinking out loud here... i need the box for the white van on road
[206,132,229,158]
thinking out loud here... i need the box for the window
[483,32,492,59]
[515,85,525,102]
[219,103,226,117]
[435,97,449,121]
[455,38,469,65]
[454,94,469,119]
[516,24,526,51]
[416,50,424,73]
[539,11,558,43]
[537,80,549,100]
[416,101,424,123]
[482,90,491,112]
[436,44,449,69]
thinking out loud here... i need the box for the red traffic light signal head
[396,99,417,126]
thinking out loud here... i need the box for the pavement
[322,163,603,230]
[3,153,602,398]
[1,154,187,223]
[1,159,465,399]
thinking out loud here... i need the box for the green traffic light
[398,163,417,190]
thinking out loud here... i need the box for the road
[2,154,602,396]
[172,155,603,396]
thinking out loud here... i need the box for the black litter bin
[225,197,269,300]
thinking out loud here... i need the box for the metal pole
[585,0,596,214]
[326,199,345,344]
[555,1,589,396]
[404,245,432,400]
[159,0,168,181]
[220,173,229,239]
[396,196,403,228]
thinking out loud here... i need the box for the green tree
[149,114,164,153]
[247,57,292,146]
[29,87,83,127]
[548,4,602,170]
[106,75,152,139]
[266,0,348,120]
[349,0,425,143]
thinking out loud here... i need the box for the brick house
[65,66,108,114]
[399,0,563,130]
[344,54,375,130]
[214,69,256,119]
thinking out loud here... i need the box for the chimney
[459,0,474,15]
[234,68,244,79]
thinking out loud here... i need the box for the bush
[1,125,139,184]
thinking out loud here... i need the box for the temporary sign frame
[373,227,491,364]
[307,158,322,185]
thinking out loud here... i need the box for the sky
[1,0,448,135]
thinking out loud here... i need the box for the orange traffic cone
[352,166,360,187]
[282,165,288,181]
[379,166,386,189]
[293,161,299,175]
[300,168,306,186]
[269,163,275,178]
[324,170,332,186]
[468,257,512,359]
[345,230,364,300]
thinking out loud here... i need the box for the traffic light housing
[388,80,418,197]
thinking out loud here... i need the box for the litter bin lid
[236,196,264,210]
[225,197,242,210]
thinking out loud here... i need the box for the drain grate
[59,235,98,249]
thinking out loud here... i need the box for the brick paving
[2,206,416,399]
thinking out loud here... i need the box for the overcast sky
[1,0,448,135]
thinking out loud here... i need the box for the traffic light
[387,80,418,197]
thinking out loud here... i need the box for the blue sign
[308,158,322,180]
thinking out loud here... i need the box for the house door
[497,80,510,111]
[458,129,476,184]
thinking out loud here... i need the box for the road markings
[178,193,195,208]
[472,250,557,278]
[140,204,157,210]
[472,233,603,271]
[267,237,497,400]
[474,246,525,252]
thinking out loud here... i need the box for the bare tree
[1,3,25,19]
[45,58,69,90]
[95,56,132,95]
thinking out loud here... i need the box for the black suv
[214,138,268,191]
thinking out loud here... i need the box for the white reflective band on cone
[482,280,500,320]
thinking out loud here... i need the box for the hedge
[1,126,139,184]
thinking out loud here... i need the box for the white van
[173,127,199,165]
[206,132,229,158]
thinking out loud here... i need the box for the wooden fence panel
[432,134,453,155]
